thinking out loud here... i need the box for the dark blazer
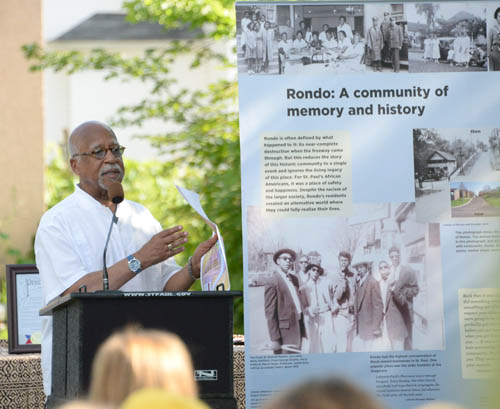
[385,285,408,342]
[389,24,403,49]
[355,274,384,340]
[264,270,302,349]
[392,265,419,337]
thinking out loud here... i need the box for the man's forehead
[74,124,118,149]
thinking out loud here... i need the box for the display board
[236,2,500,408]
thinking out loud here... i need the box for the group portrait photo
[236,3,412,76]
[246,203,445,356]
[407,2,488,73]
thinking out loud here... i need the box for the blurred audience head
[89,327,197,406]
[262,377,386,409]
[120,388,210,409]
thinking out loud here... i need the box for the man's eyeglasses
[72,145,126,160]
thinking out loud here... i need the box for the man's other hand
[136,225,188,269]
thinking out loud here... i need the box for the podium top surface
[40,290,243,316]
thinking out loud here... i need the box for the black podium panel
[42,291,241,408]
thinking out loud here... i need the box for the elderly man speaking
[35,121,217,397]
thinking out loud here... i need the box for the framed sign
[6,265,42,353]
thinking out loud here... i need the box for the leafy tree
[415,3,440,32]
[23,0,243,332]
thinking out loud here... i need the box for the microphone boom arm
[102,205,118,291]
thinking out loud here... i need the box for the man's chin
[99,174,123,190]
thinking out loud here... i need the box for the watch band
[127,254,142,274]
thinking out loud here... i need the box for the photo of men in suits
[377,258,408,351]
[246,203,444,355]
[331,251,355,353]
[264,248,306,354]
[388,17,403,72]
[300,263,335,353]
[388,246,419,350]
[352,260,384,352]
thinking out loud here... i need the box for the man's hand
[191,234,218,278]
[135,225,188,269]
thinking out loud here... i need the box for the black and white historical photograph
[364,3,409,72]
[246,203,445,355]
[487,4,500,70]
[235,3,368,75]
[413,128,500,222]
[407,2,487,73]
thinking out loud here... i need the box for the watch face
[129,258,141,273]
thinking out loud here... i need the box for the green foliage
[450,197,472,207]
[22,0,243,332]
[122,0,236,40]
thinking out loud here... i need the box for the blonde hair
[263,377,386,409]
[89,327,197,406]
[121,388,210,409]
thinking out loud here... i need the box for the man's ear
[70,158,80,176]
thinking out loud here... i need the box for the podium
[40,291,242,408]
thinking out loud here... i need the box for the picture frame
[6,264,42,353]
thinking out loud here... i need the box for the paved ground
[451,196,500,218]
[453,151,500,181]
[248,285,273,355]
[408,50,487,73]
[416,151,500,222]
[416,188,451,222]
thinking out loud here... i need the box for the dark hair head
[495,7,500,19]
[340,16,346,22]
[273,248,297,264]
[305,263,324,276]
[338,251,351,262]
[388,246,400,255]
[296,30,303,37]
[338,30,346,38]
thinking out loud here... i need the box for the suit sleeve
[333,277,347,301]
[370,280,384,331]
[264,280,281,342]
[393,268,419,308]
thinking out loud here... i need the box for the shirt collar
[358,273,368,286]
[74,184,116,213]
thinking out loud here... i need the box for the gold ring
[168,243,173,251]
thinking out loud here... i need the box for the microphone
[108,181,124,205]
[103,182,124,291]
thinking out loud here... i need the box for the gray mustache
[100,164,123,177]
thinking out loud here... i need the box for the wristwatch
[127,255,142,274]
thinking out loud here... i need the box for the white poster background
[237,2,500,409]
